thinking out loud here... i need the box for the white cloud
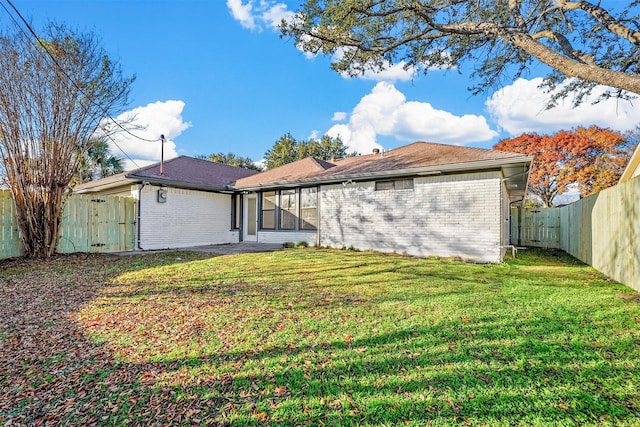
[254,158,266,170]
[296,33,317,59]
[227,0,293,31]
[553,183,580,206]
[332,111,347,121]
[331,47,416,82]
[227,2,444,82]
[487,77,640,135]
[226,0,256,30]
[308,130,319,140]
[356,61,417,82]
[260,1,295,29]
[326,82,497,154]
[102,100,191,171]
[332,47,453,82]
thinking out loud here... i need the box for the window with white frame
[261,191,276,229]
[300,187,318,230]
[280,189,297,230]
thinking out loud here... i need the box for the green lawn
[1,248,639,426]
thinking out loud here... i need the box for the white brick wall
[319,172,505,262]
[257,230,317,245]
[138,185,237,250]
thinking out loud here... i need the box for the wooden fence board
[511,175,640,292]
[511,207,561,248]
[1,191,135,259]
[0,191,25,258]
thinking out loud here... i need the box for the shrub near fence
[0,190,136,259]
[512,175,640,292]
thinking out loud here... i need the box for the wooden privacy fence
[511,207,561,248]
[511,175,640,292]
[1,190,136,259]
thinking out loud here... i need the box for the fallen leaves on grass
[2,249,640,426]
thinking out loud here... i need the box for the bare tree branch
[0,23,133,257]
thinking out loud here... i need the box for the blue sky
[5,0,640,169]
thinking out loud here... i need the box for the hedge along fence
[512,175,640,293]
[0,190,136,259]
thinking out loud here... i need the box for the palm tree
[76,139,124,182]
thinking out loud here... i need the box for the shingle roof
[128,156,258,187]
[234,157,335,187]
[318,142,525,176]
[74,156,259,193]
[234,141,530,189]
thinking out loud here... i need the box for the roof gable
[75,156,259,193]
[234,156,335,187]
[234,141,531,189]
[129,156,258,187]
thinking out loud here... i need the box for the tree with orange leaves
[494,126,634,207]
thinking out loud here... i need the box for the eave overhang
[234,156,533,194]
[74,174,232,194]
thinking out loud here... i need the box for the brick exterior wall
[256,230,317,245]
[319,172,505,262]
[138,185,238,250]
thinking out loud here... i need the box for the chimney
[372,148,380,155]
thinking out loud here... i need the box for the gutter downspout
[136,182,148,250]
[316,186,321,247]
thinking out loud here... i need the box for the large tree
[281,1,640,102]
[0,23,134,257]
[264,133,355,169]
[197,152,263,171]
[264,133,299,169]
[494,126,633,207]
[299,134,354,160]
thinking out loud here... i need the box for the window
[374,180,395,191]
[231,194,241,229]
[395,179,414,190]
[300,187,318,230]
[280,189,296,230]
[261,191,276,229]
[375,178,414,191]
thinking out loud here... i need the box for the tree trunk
[11,185,65,257]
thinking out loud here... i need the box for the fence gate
[511,206,561,248]
[57,194,136,253]
[60,195,137,253]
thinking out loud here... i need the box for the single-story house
[74,156,258,250]
[76,141,532,262]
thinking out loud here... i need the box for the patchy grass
[1,248,639,426]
